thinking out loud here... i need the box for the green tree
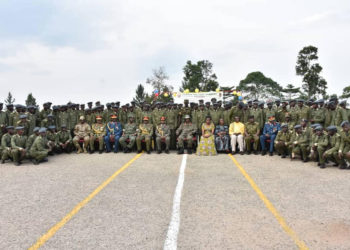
[296,45,327,98]
[4,92,15,105]
[25,93,37,106]
[340,86,350,99]
[237,72,283,100]
[181,60,219,92]
[281,84,301,100]
[133,84,146,106]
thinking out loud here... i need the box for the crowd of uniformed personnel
[0,97,349,169]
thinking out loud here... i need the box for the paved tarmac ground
[1,151,350,249]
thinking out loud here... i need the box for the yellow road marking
[228,154,309,250]
[29,153,143,250]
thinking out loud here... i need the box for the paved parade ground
[1,152,350,250]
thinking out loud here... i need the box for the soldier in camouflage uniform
[30,127,49,165]
[244,115,260,154]
[1,126,14,163]
[11,126,28,166]
[275,124,292,158]
[176,115,197,154]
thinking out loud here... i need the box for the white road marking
[164,154,188,250]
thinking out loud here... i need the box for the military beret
[275,99,281,102]
[340,100,347,105]
[340,121,349,127]
[301,119,308,122]
[39,127,47,133]
[205,102,211,105]
[6,104,13,107]
[87,102,93,105]
[15,104,21,108]
[258,101,265,105]
[294,125,302,129]
[48,125,56,130]
[317,99,324,103]
[252,99,258,103]
[281,123,288,128]
[297,99,304,103]
[247,100,252,103]
[27,105,35,109]
[131,101,136,104]
[327,126,337,131]
[315,126,323,131]
[313,123,321,127]
[15,126,24,130]
[184,115,191,119]
[19,114,27,119]
[310,124,318,128]
[33,127,40,132]
[6,126,14,130]
[329,97,338,102]
[213,102,218,106]
[47,114,54,118]
[199,103,204,106]
[80,104,85,106]
[61,124,67,128]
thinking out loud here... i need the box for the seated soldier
[260,116,280,156]
[136,116,153,154]
[338,121,350,169]
[289,125,310,162]
[11,126,28,166]
[30,127,49,165]
[229,116,245,155]
[56,125,73,153]
[1,126,15,164]
[176,115,196,154]
[214,118,230,153]
[119,114,137,153]
[73,116,91,154]
[310,125,328,168]
[47,125,58,154]
[90,116,106,154]
[244,115,260,155]
[104,114,122,153]
[322,126,341,169]
[155,116,170,154]
[275,124,292,158]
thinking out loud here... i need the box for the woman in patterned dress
[196,116,217,156]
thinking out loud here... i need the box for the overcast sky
[0,0,349,105]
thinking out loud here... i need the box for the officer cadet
[205,101,211,111]
[233,102,244,122]
[274,99,281,111]
[30,127,49,165]
[73,116,91,154]
[56,125,73,153]
[0,103,9,140]
[322,126,341,168]
[136,116,153,154]
[250,101,263,129]
[258,101,266,124]
[26,127,40,151]
[176,115,196,154]
[152,102,164,127]
[244,115,260,154]
[155,116,170,154]
[46,125,58,154]
[39,102,52,123]
[335,100,348,127]
[11,126,28,166]
[260,116,280,156]
[288,100,298,125]
[310,100,325,126]
[41,114,56,128]
[289,124,309,162]
[6,104,14,126]
[337,121,350,169]
[209,102,222,126]
[296,100,310,123]
[284,113,295,132]
[277,101,289,123]
[242,104,250,124]
[275,124,292,158]
[119,105,128,126]
[326,101,337,127]
[309,125,328,166]
[105,114,122,153]
[247,100,253,109]
[17,114,30,136]
[1,126,15,163]
[57,105,69,130]
[68,104,78,134]
[27,106,37,135]
[265,101,276,122]
[196,104,208,131]
[119,114,137,153]
[140,104,153,126]
[89,116,106,154]
[180,99,192,120]
[103,103,113,123]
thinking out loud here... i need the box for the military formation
[0,97,349,169]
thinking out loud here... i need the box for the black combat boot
[178,148,184,154]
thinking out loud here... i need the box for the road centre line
[164,154,188,250]
[28,152,143,250]
[228,154,308,250]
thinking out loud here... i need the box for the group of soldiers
[0,97,349,169]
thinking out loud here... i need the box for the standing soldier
[0,103,9,139]
[165,103,178,150]
[39,102,52,124]
[244,115,260,155]
[57,105,69,130]
[196,104,208,132]
[289,100,299,125]
[6,104,14,126]
[275,124,292,158]
[296,100,310,123]
[249,101,263,129]
[209,103,222,126]
[11,126,28,166]
[265,101,276,122]
[176,115,197,154]
[338,121,350,169]
[1,126,15,164]
[222,103,232,126]
[17,114,30,136]
[335,100,348,127]
[56,125,73,154]
[27,106,37,136]
[136,116,153,154]
[277,101,289,123]
[73,116,91,154]
[30,127,49,165]
[90,116,106,154]
[155,116,170,154]
[310,101,325,126]
[119,114,138,153]
[68,104,78,136]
